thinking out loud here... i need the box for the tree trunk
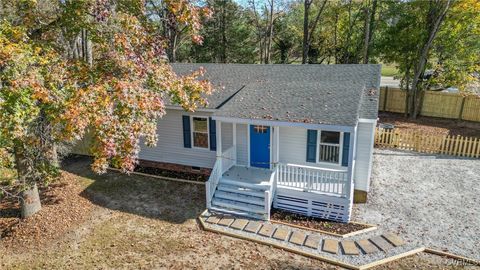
[362,6,370,64]
[404,65,411,117]
[14,149,42,218]
[363,0,377,64]
[220,0,227,63]
[409,0,451,118]
[265,0,274,64]
[334,11,338,64]
[21,184,42,219]
[302,0,310,64]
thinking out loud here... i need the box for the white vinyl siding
[138,109,216,168]
[279,126,347,170]
[221,122,233,150]
[353,121,376,192]
[236,124,248,166]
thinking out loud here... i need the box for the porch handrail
[277,163,348,197]
[206,145,236,208]
[264,165,278,220]
[205,161,221,208]
[221,145,236,174]
[284,163,347,172]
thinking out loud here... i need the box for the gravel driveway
[353,149,480,261]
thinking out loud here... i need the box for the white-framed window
[317,131,343,165]
[191,116,209,149]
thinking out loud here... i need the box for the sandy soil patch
[353,149,480,261]
[378,112,480,138]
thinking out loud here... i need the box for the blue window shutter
[342,132,350,166]
[209,117,216,151]
[182,116,191,148]
[306,130,317,162]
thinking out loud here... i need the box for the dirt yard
[353,149,480,261]
[378,112,480,138]
[1,156,477,269]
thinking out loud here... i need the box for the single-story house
[76,64,381,223]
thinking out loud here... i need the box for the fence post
[458,96,466,120]
[383,86,389,111]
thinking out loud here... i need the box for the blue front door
[250,125,270,168]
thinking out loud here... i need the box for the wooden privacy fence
[378,87,480,122]
[375,128,480,158]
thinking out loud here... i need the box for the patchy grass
[381,64,400,77]
[1,156,475,269]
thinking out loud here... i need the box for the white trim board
[358,118,378,123]
[212,116,355,132]
[166,105,217,113]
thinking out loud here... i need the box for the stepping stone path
[383,233,405,247]
[206,215,221,224]
[272,227,290,241]
[258,224,275,237]
[322,239,339,254]
[244,221,262,233]
[370,236,394,252]
[340,240,359,255]
[289,231,307,246]
[356,239,379,254]
[304,234,321,249]
[201,212,408,260]
[230,219,249,230]
[218,216,234,227]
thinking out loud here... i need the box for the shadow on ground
[61,155,205,224]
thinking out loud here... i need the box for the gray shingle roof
[171,64,381,126]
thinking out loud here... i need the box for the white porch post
[233,123,237,165]
[216,121,222,173]
[274,126,280,165]
[346,126,356,221]
[232,123,237,146]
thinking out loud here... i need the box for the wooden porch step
[212,197,265,215]
[214,191,264,206]
[217,184,266,198]
[220,178,270,191]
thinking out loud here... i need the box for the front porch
[206,120,355,222]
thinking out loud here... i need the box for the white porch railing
[276,163,349,197]
[264,165,278,220]
[221,145,236,174]
[205,146,236,208]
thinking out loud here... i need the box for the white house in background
[77,64,381,223]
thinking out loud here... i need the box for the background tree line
[150,0,479,118]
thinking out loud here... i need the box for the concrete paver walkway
[200,210,424,269]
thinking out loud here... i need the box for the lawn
[0,156,475,269]
[380,64,400,77]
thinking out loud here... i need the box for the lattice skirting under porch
[273,188,351,222]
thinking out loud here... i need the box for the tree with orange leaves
[0,0,213,218]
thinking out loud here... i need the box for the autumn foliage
[0,0,213,194]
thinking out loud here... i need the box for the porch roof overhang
[212,116,355,132]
